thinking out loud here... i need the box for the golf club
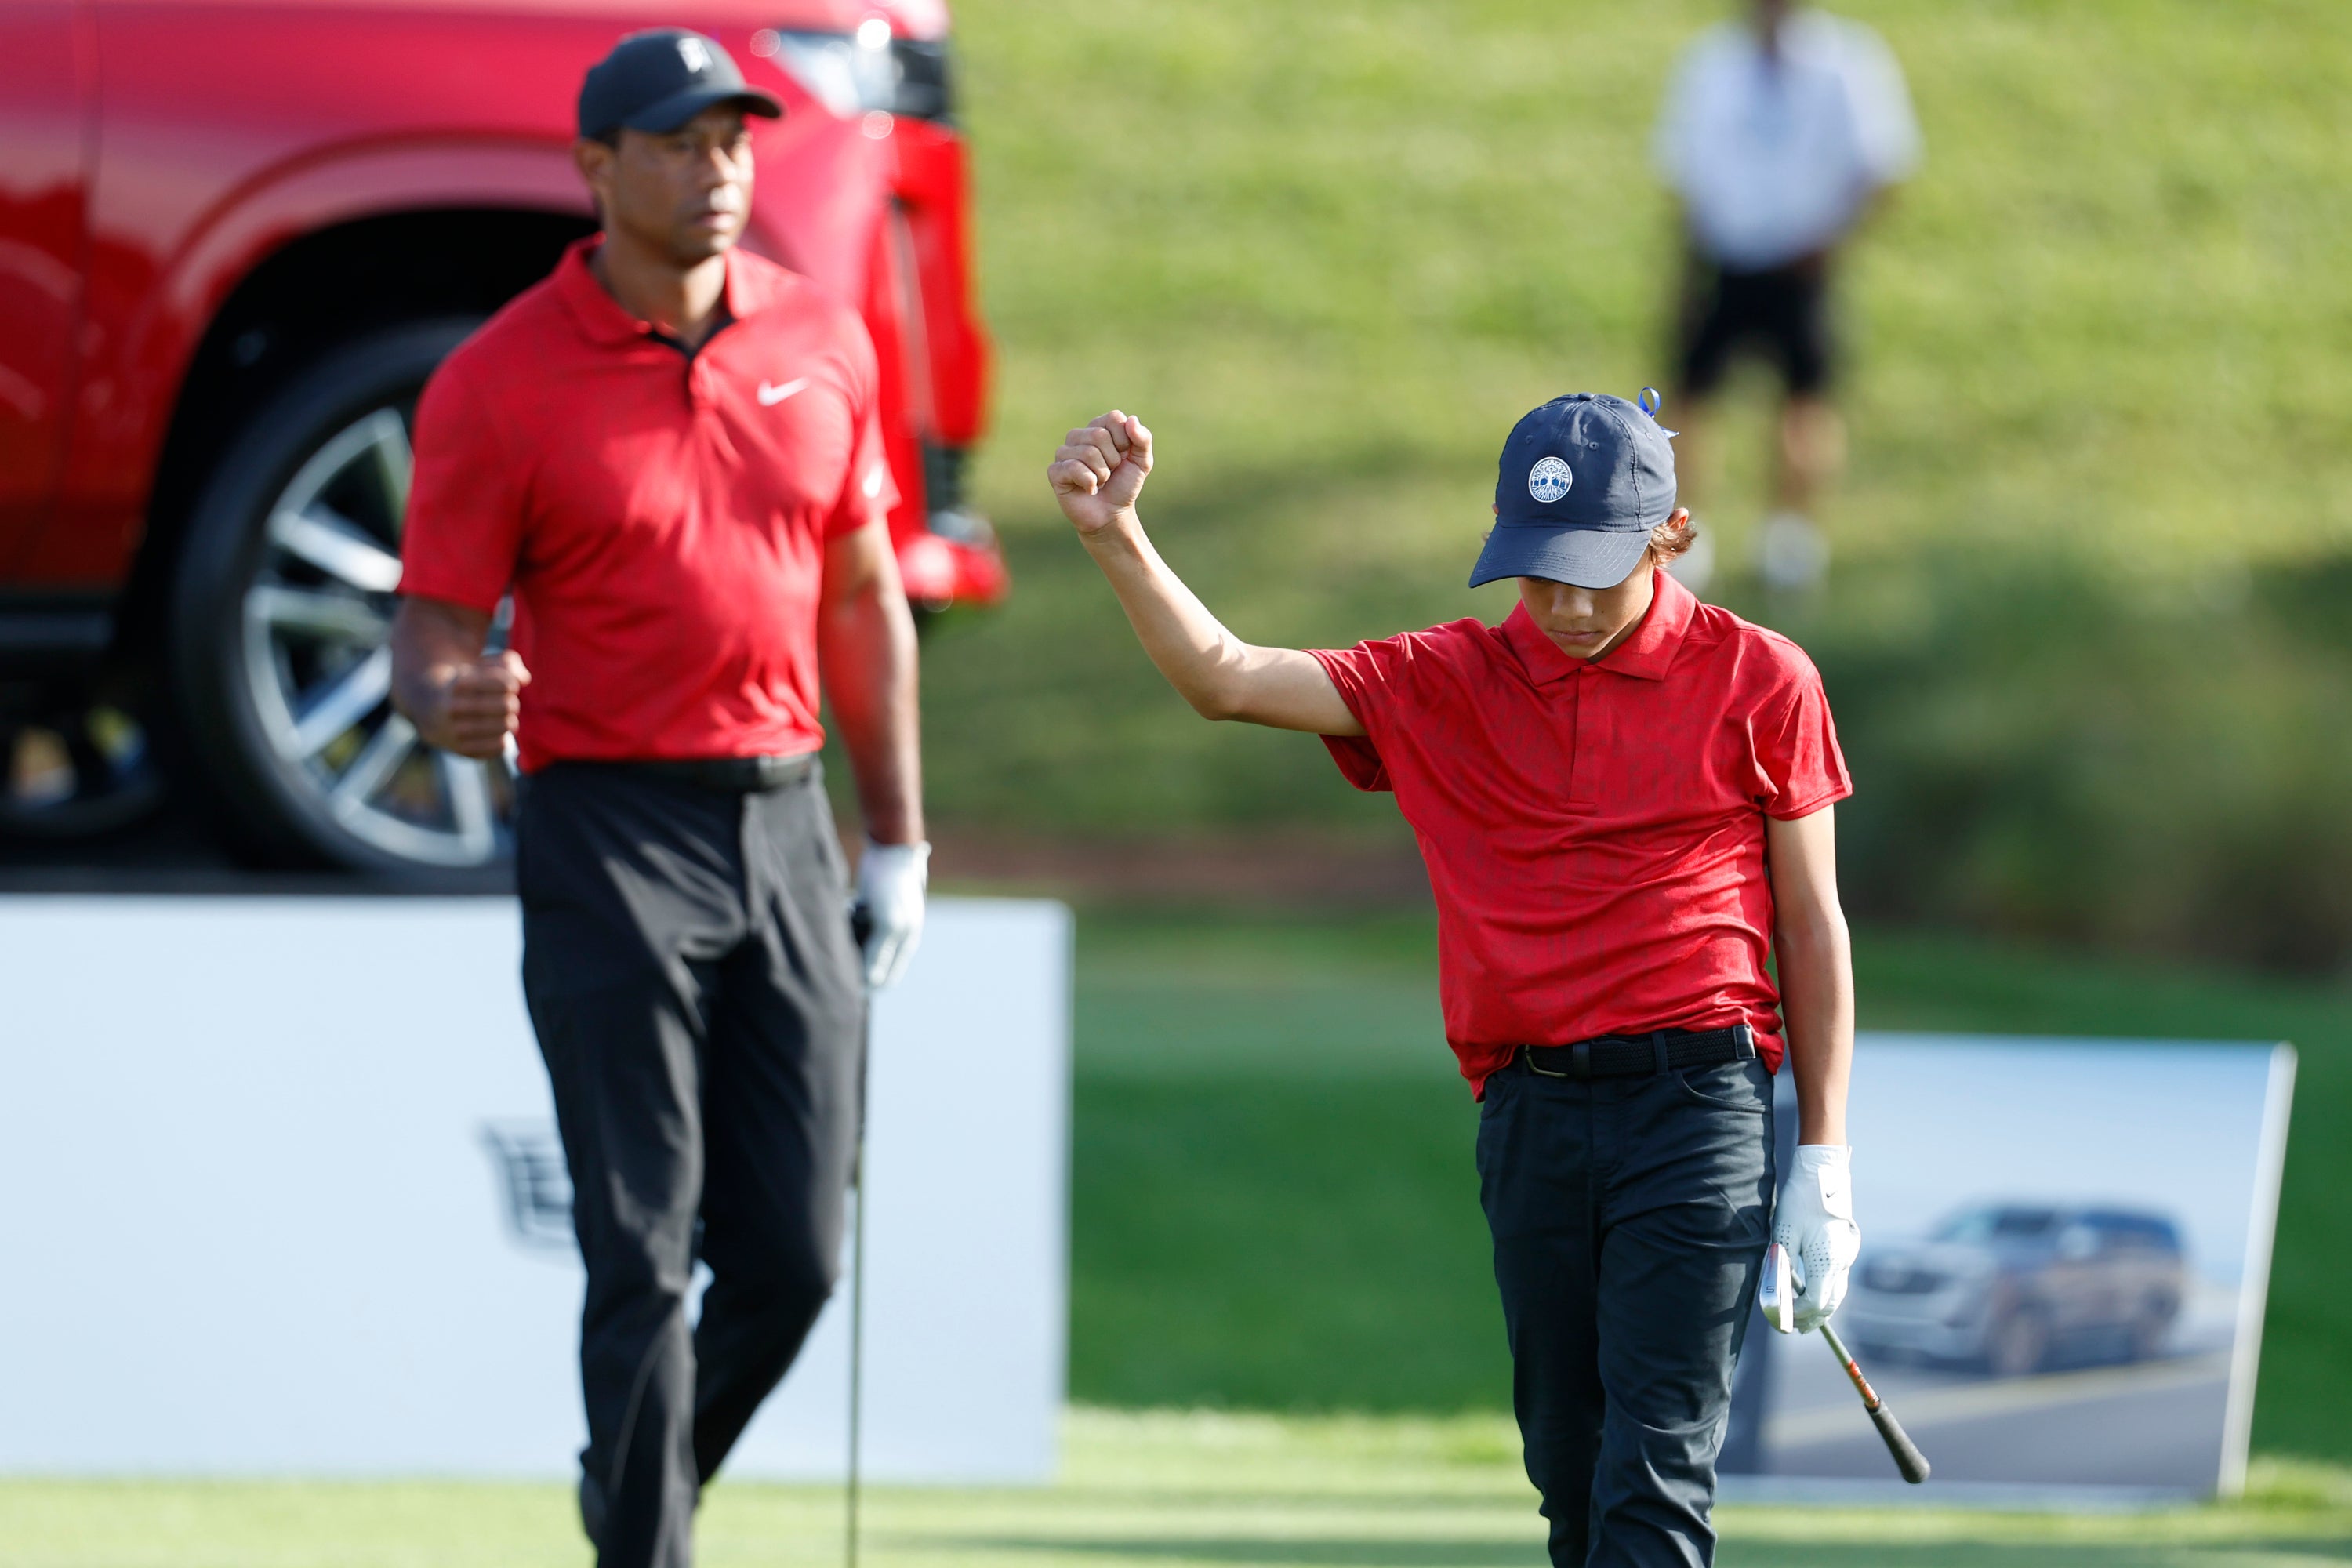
[1818,1320,1930,1484]
[1760,1243,1931,1484]
[846,906,874,1568]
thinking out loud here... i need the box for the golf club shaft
[846,1144,866,1568]
[1818,1323,1930,1484]
[847,913,874,1568]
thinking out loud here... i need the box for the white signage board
[0,895,1070,1482]
[1721,1034,2295,1501]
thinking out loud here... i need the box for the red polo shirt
[1311,572,1850,1094]
[400,238,897,771]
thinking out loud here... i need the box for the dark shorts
[1675,252,1836,399]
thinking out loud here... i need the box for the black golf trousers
[517,761,864,1568]
[1477,1053,1777,1567]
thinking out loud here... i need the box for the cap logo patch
[677,35,713,73]
[1528,456,1573,504]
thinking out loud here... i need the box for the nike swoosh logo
[757,377,810,406]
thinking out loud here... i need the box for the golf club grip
[1868,1402,1932,1484]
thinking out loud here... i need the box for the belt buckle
[753,753,810,790]
[1522,1041,1598,1079]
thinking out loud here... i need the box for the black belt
[617,753,818,793]
[1512,1024,1756,1080]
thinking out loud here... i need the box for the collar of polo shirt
[554,236,754,346]
[1501,570,1699,687]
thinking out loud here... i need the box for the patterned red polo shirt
[1311,572,1851,1094]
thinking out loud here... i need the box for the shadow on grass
[954,1539,2352,1568]
[943,1540,1544,1566]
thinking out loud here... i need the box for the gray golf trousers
[517,761,864,1568]
[1477,1051,1777,1567]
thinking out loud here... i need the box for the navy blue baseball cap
[1468,391,1679,590]
[578,29,782,141]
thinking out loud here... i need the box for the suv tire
[1985,1304,2049,1379]
[2127,1293,2178,1363]
[169,319,511,872]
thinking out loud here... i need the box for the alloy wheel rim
[238,405,510,867]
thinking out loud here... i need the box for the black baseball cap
[578,29,782,141]
[1468,392,1679,590]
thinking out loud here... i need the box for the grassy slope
[1068,911,2352,1461]
[913,0,2352,837]
[5,1416,2349,1568]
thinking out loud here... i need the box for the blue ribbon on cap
[1637,386,1676,437]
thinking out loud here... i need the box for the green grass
[1070,909,1499,1411]
[5,1414,2349,1567]
[913,0,2352,837]
[1065,909,2352,1461]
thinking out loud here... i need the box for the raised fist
[1047,411,1152,536]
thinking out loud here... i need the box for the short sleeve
[399,356,525,613]
[1845,27,1921,187]
[1754,659,1853,820]
[1306,633,1434,794]
[826,329,900,539]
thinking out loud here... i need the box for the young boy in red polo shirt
[1050,395,1860,1566]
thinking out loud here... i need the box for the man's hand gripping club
[390,597,528,760]
[851,840,927,991]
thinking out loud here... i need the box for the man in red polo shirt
[1050,395,1860,1566]
[388,31,925,1568]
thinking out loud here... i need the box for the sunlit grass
[4,1412,2347,1568]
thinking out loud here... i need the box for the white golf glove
[851,838,928,991]
[1773,1144,1860,1334]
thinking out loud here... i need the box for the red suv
[0,0,999,872]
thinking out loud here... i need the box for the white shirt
[1653,10,1921,271]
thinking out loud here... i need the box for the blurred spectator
[1653,0,1918,592]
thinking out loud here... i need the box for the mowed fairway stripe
[3,1409,2349,1566]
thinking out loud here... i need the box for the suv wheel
[169,320,510,871]
[1985,1305,2049,1378]
[2126,1294,2177,1362]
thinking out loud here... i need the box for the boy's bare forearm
[1082,518,1360,734]
[1051,412,1360,736]
[1080,517,1249,716]
[1765,805,1853,1146]
[1779,910,1853,1145]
